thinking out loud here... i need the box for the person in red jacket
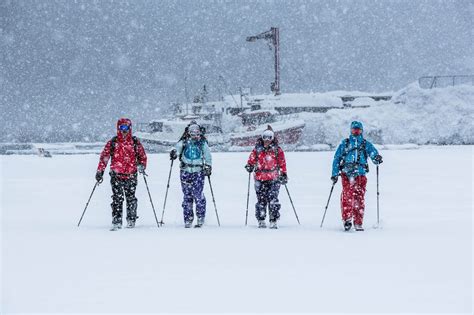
[244,126,288,229]
[96,118,147,230]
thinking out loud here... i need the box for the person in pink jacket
[245,127,288,229]
[96,118,147,230]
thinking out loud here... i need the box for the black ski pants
[255,179,281,222]
[110,172,138,224]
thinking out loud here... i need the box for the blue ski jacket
[331,134,380,178]
[176,138,212,173]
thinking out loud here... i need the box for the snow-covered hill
[298,83,474,146]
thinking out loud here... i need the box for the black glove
[138,164,145,174]
[245,164,255,173]
[331,176,338,184]
[374,154,383,164]
[96,171,104,183]
[170,149,177,161]
[279,173,288,185]
[203,164,212,176]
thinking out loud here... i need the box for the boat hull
[230,123,305,146]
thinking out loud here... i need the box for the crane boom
[246,27,280,95]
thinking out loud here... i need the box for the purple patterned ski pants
[180,170,206,223]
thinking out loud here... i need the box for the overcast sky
[1,0,472,142]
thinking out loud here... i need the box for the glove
[203,164,212,176]
[95,171,104,183]
[170,149,177,161]
[138,164,145,174]
[279,173,288,185]
[331,176,338,184]
[374,154,383,164]
[245,164,255,173]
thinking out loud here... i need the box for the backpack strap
[338,138,350,170]
[109,136,118,158]
[200,140,206,167]
[274,145,281,173]
[178,139,187,162]
[132,136,139,165]
[359,139,368,172]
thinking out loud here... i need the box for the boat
[134,117,227,146]
[135,90,306,149]
[229,109,305,146]
[134,101,228,147]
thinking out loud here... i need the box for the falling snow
[1,0,472,143]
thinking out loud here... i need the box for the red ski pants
[340,174,367,225]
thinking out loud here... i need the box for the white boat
[229,109,305,146]
[135,94,306,148]
[134,118,228,146]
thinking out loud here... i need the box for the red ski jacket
[247,142,287,181]
[97,118,147,176]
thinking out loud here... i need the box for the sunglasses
[119,124,130,131]
[262,135,274,141]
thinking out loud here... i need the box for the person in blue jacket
[170,121,212,228]
[331,121,383,231]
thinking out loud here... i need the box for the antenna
[218,75,240,108]
[184,76,189,115]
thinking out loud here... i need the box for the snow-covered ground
[1,146,472,313]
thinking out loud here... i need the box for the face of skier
[188,124,201,140]
[351,128,362,136]
[119,123,130,136]
[262,132,274,147]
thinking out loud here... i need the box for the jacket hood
[116,118,133,138]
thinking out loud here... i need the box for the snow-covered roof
[249,93,343,108]
[221,92,344,109]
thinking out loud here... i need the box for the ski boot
[269,221,278,229]
[343,219,352,231]
[194,217,205,228]
[126,220,135,229]
[110,222,122,231]
[184,221,193,228]
[354,224,364,231]
[258,220,267,228]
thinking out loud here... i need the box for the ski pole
[159,159,174,226]
[320,182,336,228]
[77,181,99,227]
[376,165,380,226]
[284,184,300,225]
[142,172,160,228]
[245,172,251,226]
[207,175,221,226]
